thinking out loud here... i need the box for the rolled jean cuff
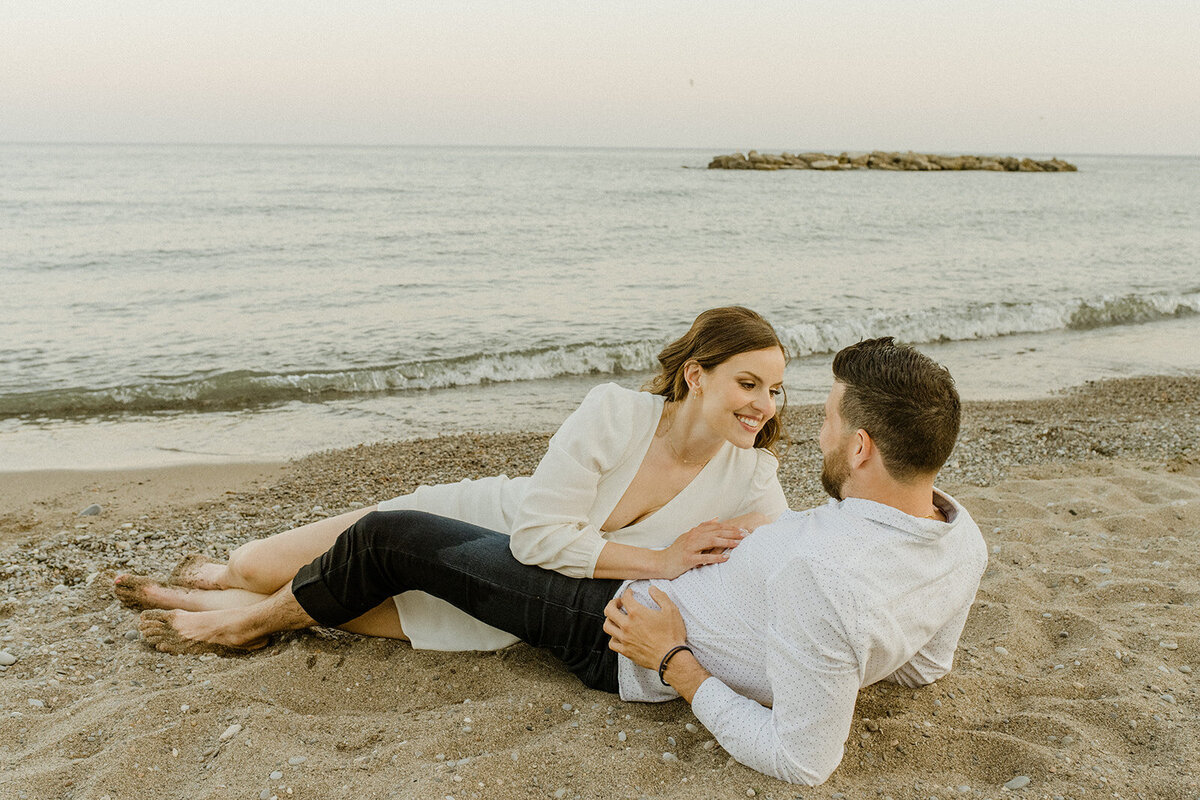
[293,556,359,626]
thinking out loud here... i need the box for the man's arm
[603,584,861,785]
[603,587,709,696]
[884,600,971,687]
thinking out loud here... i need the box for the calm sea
[2,144,1198,470]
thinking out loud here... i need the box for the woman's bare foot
[168,553,227,589]
[114,574,189,611]
[115,573,270,612]
[138,609,268,655]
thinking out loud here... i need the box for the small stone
[28,699,45,708]
[0,651,16,667]
[561,703,572,711]
[259,791,270,800]
[667,736,676,747]
[685,723,699,734]
[80,504,102,516]
[1179,665,1192,674]
[287,756,307,765]
[617,731,627,742]
[1160,693,1176,704]
[662,752,678,762]
[746,789,756,797]
[994,646,1009,656]
[1159,641,1179,650]
[219,723,242,741]
[124,629,141,641]
[701,740,715,750]
[180,704,190,713]
[268,769,283,780]
[1004,775,1031,790]
[554,789,567,799]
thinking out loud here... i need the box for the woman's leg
[116,507,377,613]
[176,507,376,594]
[141,510,619,690]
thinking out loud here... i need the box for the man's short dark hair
[832,337,960,481]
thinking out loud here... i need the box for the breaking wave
[4,290,1197,419]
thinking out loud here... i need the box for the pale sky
[2,0,1197,154]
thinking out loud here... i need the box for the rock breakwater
[708,150,1077,171]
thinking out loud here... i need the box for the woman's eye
[769,388,782,398]
[740,382,755,390]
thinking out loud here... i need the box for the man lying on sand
[124,338,987,785]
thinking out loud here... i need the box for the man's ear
[849,429,874,469]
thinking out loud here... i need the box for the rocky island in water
[709,150,1077,171]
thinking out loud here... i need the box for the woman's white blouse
[509,382,788,578]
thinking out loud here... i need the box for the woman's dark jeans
[292,510,621,692]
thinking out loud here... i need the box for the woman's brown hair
[644,306,789,452]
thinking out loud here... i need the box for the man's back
[617,491,988,784]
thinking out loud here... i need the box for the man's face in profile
[819,383,852,500]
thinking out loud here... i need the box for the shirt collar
[832,488,960,539]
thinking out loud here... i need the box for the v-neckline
[599,395,721,534]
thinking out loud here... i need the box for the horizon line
[1,140,1197,158]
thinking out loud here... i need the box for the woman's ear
[682,360,704,395]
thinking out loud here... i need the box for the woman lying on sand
[116,306,789,651]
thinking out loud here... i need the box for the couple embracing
[115,306,987,786]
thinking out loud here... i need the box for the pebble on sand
[287,756,307,765]
[79,504,102,516]
[219,723,243,741]
[1004,775,1031,790]
[0,651,16,666]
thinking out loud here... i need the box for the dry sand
[0,377,1196,800]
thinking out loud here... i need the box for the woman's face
[689,347,786,448]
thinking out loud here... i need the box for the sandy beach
[1,376,1196,800]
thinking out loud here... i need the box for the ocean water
[2,144,1198,470]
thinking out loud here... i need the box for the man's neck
[840,477,940,519]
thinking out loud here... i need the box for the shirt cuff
[583,535,608,578]
[689,675,741,728]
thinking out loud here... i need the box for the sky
[2,1,1198,154]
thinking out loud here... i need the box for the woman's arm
[508,383,647,577]
[592,511,772,580]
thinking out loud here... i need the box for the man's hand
[603,586,687,668]
[604,586,711,701]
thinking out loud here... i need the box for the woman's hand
[720,511,771,533]
[653,518,747,579]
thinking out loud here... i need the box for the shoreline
[6,314,1200,474]
[4,374,1197,530]
[0,375,1197,798]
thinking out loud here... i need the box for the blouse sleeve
[734,450,789,520]
[508,383,645,578]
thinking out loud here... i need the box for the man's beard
[820,446,850,501]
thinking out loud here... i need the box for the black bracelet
[658,644,692,686]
